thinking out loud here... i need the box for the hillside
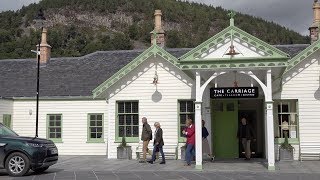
[0,0,310,59]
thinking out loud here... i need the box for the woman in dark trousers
[182,119,195,166]
[148,122,165,164]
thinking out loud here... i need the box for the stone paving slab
[1,156,320,179]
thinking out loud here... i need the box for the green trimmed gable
[179,20,290,70]
[284,40,319,74]
[92,45,180,98]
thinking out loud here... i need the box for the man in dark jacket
[140,117,152,163]
[237,117,256,160]
[148,122,165,164]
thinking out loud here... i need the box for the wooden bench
[136,143,178,160]
[300,142,320,161]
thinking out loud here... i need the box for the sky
[0,0,314,35]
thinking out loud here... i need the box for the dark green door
[212,100,238,158]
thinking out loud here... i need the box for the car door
[0,128,7,168]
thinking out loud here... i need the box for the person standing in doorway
[237,117,255,160]
[182,119,195,166]
[140,117,152,163]
[148,122,166,164]
[202,120,214,161]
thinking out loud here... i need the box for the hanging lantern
[152,71,159,85]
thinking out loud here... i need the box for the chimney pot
[37,27,51,64]
[151,10,165,47]
[310,1,320,43]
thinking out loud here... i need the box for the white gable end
[202,40,265,59]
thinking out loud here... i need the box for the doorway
[211,100,238,158]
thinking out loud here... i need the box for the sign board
[210,87,259,99]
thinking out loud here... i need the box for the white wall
[106,56,195,159]
[12,100,108,155]
[279,55,320,160]
[0,99,13,124]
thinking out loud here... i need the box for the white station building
[1,2,320,170]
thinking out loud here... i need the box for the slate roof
[0,45,309,98]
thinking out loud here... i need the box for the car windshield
[0,124,18,137]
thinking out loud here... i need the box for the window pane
[97,120,102,126]
[56,116,61,121]
[97,115,102,120]
[97,127,102,133]
[180,114,187,124]
[56,128,61,133]
[91,133,97,138]
[133,115,139,125]
[49,121,54,126]
[118,102,124,113]
[126,126,132,137]
[187,101,194,112]
[49,128,56,133]
[226,103,235,111]
[90,120,96,126]
[56,133,61,138]
[91,127,97,133]
[49,133,55,138]
[282,104,289,113]
[56,121,61,127]
[119,126,124,137]
[119,115,125,125]
[180,102,186,112]
[97,133,102,138]
[125,102,132,113]
[187,114,194,121]
[126,115,132,125]
[133,126,139,137]
[214,102,223,112]
[90,115,96,121]
[132,102,138,113]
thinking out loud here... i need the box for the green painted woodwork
[46,114,63,143]
[115,101,139,143]
[87,113,105,143]
[92,45,180,98]
[212,100,239,158]
[284,40,320,74]
[274,138,299,144]
[2,114,12,129]
[177,100,195,142]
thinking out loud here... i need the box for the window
[178,100,194,141]
[116,101,139,141]
[47,114,62,142]
[3,114,12,129]
[274,100,298,140]
[88,114,104,143]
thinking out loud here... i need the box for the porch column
[195,71,203,169]
[266,69,275,170]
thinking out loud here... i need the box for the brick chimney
[309,0,320,43]
[37,27,51,64]
[150,10,165,47]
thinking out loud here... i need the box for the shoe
[211,157,214,162]
[245,158,250,161]
[160,161,166,164]
[148,160,154,164]
[184,163,191,166]
[139,160,146,163]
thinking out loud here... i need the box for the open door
[212,100,238,158]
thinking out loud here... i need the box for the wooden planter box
[279,148,294,161]
[117,146,132,160]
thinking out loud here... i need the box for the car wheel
[5,152,30,177]
[33,166,49,174]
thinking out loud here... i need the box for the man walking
[237,117,255,160]
[140,117,152,163]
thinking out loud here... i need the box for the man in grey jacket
[140,117,152,163]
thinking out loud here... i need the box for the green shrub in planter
[279,132,294,161]
[117,137,132,160]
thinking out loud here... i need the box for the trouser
[151,145,165,162]
[185,143,195,165]
[241,138,251,159]
[142,140,150,161]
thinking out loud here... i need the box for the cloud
[189,0,313,35]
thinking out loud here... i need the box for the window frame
[3,114,12,129]
[46,114,63,143]
[274,100,299,144]
[115,101,139,143]
[87,113,104,143]
[178,100,195,142]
